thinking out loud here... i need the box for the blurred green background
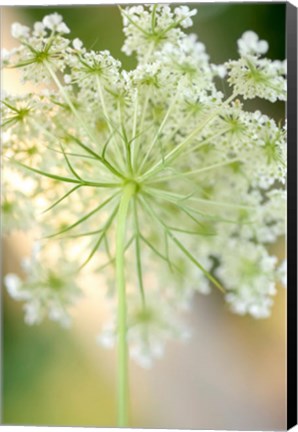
[1,3,286,429]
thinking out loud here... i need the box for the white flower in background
[72,38,83,51]
[227,55,286,102]
[216,240,278,318]
[5,273,24,299]
[5,14,71,83]
[11,22,30,39]
[127,297,191,368]
[173,5,197,28]
[43,13,70,34]
[1,168,37,233]
[65,49,121,90]
[121,5,196,58]
[2,5,286,366]
[98,294,190,368]
[237,31,269,56]
[33,21,46,37]
[4,246,82,327]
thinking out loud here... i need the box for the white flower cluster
[64,48,122,91]
[99,294,190,368]
[4,13,71,83]
[122,5,197,58]
[5,243,82,326]
[216,240,278,318]
[2,7,286,366]
[227,31,286,102]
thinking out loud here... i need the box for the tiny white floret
[237,31,269,56]
[11,22,30,39]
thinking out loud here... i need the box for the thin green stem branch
[45,61,95,143]
[137,91,178,173]
[147,158,240,183]
[118,100,133,175]
[145,186,255,210]
[133,197,146,308]
[45,62,125,180]
[140,195,225,293]
[130,89,139,171]
[96,76,125,169]
[141,93,237,181]
[134,87,150,166]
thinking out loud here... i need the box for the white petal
[57,22,70,34]
[11,23,30,39]
[5,273,22,298]
[43,13,63,30]
[73,38,83,50]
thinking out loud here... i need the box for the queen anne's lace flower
[5,246,82,326]
[65,48,121,90]
[121,5,197,59]
[226,30,286,102]
[98,293,190,368]
[2,6,286,367]
[227,55,286,102]
[216,240,278,318]
[5,13,71,84]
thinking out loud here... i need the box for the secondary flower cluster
[2,6,286,367]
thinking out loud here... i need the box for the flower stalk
[116,181,137,426]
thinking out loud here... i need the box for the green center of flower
[135,307,154,323]
[35,51,49,63]
[123,179,141,194]
[19,107,30,118]
[27,145,38,156]
[2,200,13,214]
[241,259,260,279]
[48,272,64,291]
[264,140,280,164]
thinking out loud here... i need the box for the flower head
[2,6,286,364]
[5,244,82,326]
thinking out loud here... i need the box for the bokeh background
[1,3,286,429]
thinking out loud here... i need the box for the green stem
[45,61,94,143]
[116,182,136,427]
[96,76,125,170]
[133,197,146,308]
[137,90,179,174]
[148,157,240,183]
[130,88,138,171]
[45,62,124,180]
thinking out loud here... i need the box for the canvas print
[1,2,287,429]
